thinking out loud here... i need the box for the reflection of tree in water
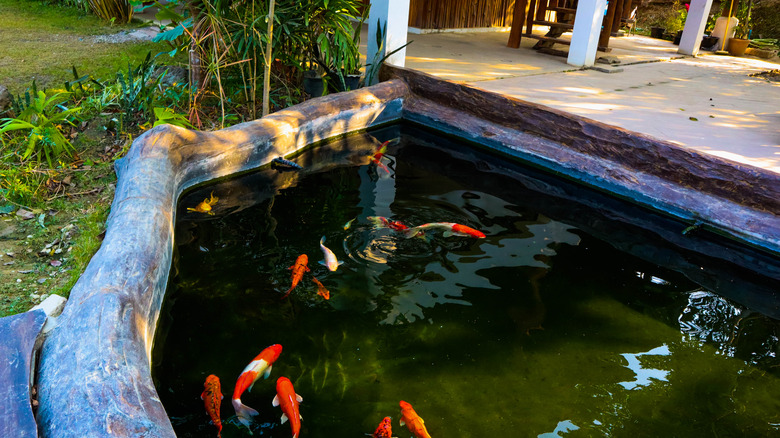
[679,290,780,369]
[375,189,581,326]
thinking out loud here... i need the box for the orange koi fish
[399,400,432,438]
[187,192,219,215]
[368,216,409,231]
[273,377,303,438]
[404,222,486,239]
[319,236,344,271]
[369,140,391,172]
[283,254,310,299]
[372,416,393,438]
[311,275,330,300]
[201,374,223,438]
[232,344,283,431]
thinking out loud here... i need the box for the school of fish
[191,139,484,437]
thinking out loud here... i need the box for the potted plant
[728,21,750,56]
[316,4,366,92]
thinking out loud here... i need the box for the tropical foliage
[0,90,80,167]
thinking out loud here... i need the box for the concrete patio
[388,29,780,174]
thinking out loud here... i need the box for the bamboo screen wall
[408,0,516,29]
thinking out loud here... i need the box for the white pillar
[567,0,608,67]
[367,0,411,68]
[678,0,714,55]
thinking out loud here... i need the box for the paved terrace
[391,29,780,174]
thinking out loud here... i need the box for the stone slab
[0,309,47,438]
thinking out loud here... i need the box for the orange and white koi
[404,222,486,239]
[232,344,283,431]
[187,192,218,215]
[201,374,223,438]
[283,254,309,299]
[273,377,303,438]
[319,236,344,271]
[399,400,432,438]
[371,416,393,438]
[311,275,330,300]
[368,216,409,231]
[344,218,356,230]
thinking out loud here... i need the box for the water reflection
[679,290,780,368]
[538,420,580,437]
[618,344,671,390]
[350,189,582,325]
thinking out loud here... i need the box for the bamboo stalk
[262,0,276,117]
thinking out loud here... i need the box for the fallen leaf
[689,117,698,121]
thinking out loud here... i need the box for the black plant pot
[302,70,325,97]
[673,30,683,45]
[328,73,361,92]
[650,27,665,39]
[701,35,719,50]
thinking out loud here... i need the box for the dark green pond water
[153,125,780,437]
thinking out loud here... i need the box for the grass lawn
[0,0,166,94]
[0,0,172,317]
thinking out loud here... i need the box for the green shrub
[0,90,81,167]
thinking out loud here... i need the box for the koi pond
[153,125,780,437]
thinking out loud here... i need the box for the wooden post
[598,0,617,49]
[611,0,625,34]
[526,0,538,35]
[507,0,529,48]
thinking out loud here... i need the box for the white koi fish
[319,236,344,271]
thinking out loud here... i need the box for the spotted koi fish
[372,416,393,438]
[399,400,432,438]
[273,377,303,438]
[311,275,330,300]
[283,254,309,299]
[201,374,223,438]
[232,344,283,431]
[404,222,486,239]
[187,192,218,215]
[368,216,409,231]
